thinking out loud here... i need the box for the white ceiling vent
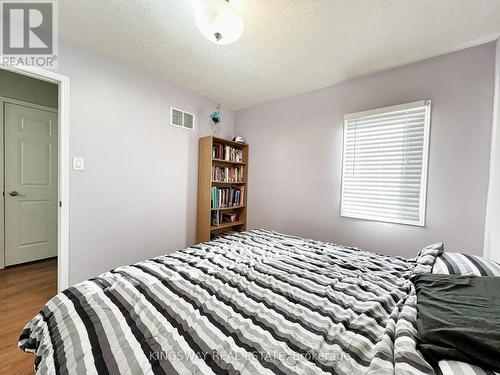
[170,107,195,130]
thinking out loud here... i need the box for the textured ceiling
[59,0,500,110]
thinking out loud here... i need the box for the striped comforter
[20,230,443,375]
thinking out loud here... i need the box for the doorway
[0,66,69,292]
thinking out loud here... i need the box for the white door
[4,103,58,266]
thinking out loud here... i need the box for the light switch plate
[72,156,85,171]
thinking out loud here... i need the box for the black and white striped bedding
[432,252,500,276]
[18,230,463,374]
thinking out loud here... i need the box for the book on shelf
[212,144,243,162]
[222,212,239,223]
[212,165,244,182]
[211,186,245,208]
[211,211,223,226]
[211,211,240,227]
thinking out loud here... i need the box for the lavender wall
[235,43,495,258]
[484,38,500,262]
[56,42,234,284]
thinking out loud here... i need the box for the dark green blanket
[412,274,500,372]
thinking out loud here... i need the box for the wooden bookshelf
[197,136,248,243]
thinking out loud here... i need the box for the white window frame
[340,100,432,226]
[170,107,196,131]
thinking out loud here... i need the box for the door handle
[9,191,25,197]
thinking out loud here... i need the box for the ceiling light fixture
[194,0,244,45]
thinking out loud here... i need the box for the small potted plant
[210,104,222,136]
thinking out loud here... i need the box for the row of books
[212,144,243,162]
[211,186,245,208]
[212,166,244,182]
[211,211,240,227]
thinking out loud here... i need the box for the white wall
[56,42,234,284]
[484,38,500,262]
[235,43,495,258]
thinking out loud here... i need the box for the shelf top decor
[210,104,222,136]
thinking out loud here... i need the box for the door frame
[0,66,69,292]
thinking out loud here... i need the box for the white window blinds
[341,100,431,226]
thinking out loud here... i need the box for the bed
[17,229,494,374]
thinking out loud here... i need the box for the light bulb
[194,0,244,45]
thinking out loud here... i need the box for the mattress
[18,230,455,374]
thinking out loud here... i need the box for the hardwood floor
[0,258,57,375]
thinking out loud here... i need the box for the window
[341,100,431,226]
[170,107,195,130]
